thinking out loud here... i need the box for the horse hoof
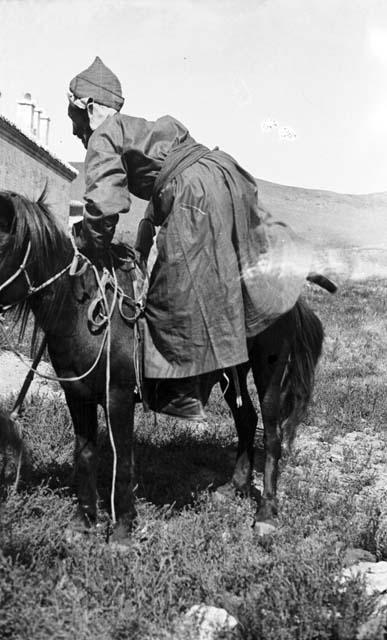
[110,521,133,544]
[64,526,86,545]
[109,541,131,555]
[254,520,277,537]
[213,482,236,502]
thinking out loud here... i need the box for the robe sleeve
[84,117,131,220]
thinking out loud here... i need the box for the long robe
[84,113,311,378]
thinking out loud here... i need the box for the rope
[222,371,230,396]
[108,265,119,525]
[0,242,32,295]
[0,259,127,385]
[105,324,117,525]
[0,320,109,383]
[92,260,118,525]
[1,242,143,527]
[220,370,242,408]
[231,367,243,408]
[133,322,142,400]
[0,241,73,304]
[27,263,72,294]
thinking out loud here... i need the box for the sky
[0,0,386,194]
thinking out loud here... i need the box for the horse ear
[37,180,49,207]
[0,194,16,233]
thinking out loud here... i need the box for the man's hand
[134,218,155,264]
[76,214,119,262]
[134,249,147,273]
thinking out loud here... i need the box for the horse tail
[280,298,324,444]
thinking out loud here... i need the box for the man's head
[68,102,92,149]
[68,56,124,148]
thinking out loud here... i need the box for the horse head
[0,192,29,308]
[0,191,70,311]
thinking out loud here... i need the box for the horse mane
[2,189,72,355]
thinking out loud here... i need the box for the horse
[0,190,324,541]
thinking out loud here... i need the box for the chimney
[33,105,43,138]
[39,110,50,146]
[16,92,35,134]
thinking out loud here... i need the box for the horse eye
[0,197,15,234]
[0,217,12,234]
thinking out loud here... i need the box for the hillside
[257,179,387,251]
[257,179,387,282]
[70,165,387,279]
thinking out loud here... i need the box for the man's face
[68,103,92,149]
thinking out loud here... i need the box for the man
[68,56,311,421]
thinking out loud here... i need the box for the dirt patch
[0,349,59,402]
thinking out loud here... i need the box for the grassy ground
[0,279,386,639]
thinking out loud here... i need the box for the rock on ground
[180,604,239,640]
[341,560,387,640]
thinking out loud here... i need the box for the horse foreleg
[103,388,136,542]
[65,392,98,527]
[219,364,258,497]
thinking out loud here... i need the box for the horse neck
[28,244,137,337]
[27,234,75,333]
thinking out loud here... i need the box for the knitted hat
[69,56,124,111]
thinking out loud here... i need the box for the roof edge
[0,115,78,182]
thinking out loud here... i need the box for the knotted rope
[0,244,145,525]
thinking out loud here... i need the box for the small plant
[0,279,386,639]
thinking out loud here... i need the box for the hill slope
[115,179,387,254]
[70,164,387,278]
[257,179,387,251]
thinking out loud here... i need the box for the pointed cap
[69,56,124,110]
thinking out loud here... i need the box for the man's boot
[144,376,207,422]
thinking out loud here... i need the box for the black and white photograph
[0,1,386,638]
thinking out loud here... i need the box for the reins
[0,241,144,385]
[1,240,145,524]
[0,241,72,308]
[0,248,111,384]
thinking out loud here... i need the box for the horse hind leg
[251,339,291,535]
[219,364,258,498]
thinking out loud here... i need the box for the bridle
[0,241,72,311]
[0,238,145,524]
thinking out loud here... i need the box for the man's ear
[86,98,94,119]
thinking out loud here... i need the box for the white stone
[340,561,387,639]
[342,561,387,596]
[184,604,238,640]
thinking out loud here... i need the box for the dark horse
[0,191,324,540]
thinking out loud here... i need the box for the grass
[0,308,46,360]
[0,279,386,639]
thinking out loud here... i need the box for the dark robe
[84,113,311,378]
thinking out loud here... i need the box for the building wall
[0,117,77,224]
